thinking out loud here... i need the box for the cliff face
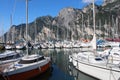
[2,1,120,42]
[102,0,120,35]
[55,8,84,40]
[103,0,118,6]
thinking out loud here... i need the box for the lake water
[0,48,98,80]
[26,48,98,80]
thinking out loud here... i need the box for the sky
[0,0,103,35]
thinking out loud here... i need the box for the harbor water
[0,48,98,80]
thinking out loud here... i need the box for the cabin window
[113,53,119,56]
[95,57,102,61]
[18,56,45,64]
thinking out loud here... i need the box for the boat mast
[26,0,28,42]
[11,14,15,43]
[93,0,96,35]
[98,19,101,39]
[35,19,37,43]
[116,17,118,38]
[25,0,29,56]
[92,0,97,50]
[1,20,4,43]
[82,13,84,39]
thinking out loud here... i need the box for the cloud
[82,0,96,3]
[82,0,93,3]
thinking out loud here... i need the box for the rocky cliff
[2,0,120,42]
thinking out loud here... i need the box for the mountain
[1,0,120,43]
[103,0,118,6]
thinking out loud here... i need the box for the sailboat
[0,22,5,50]
[15,39,26,50]
[80,13,91,48]
[15,23,26,50]
[0,54,51,80]
[0,0,51,80]
[5,15,15,50]
[0,50,23,65]
[0,43,5,50]
[106,17,120,47]
[33,19,41,49]
[69,0,120,80]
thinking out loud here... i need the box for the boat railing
[106,55,113,67]
[106,55,120,69]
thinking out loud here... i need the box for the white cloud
[82,0,96,3]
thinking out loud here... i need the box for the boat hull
[2,61,51,80]
[71,55,120,80]
[16,45,26,50]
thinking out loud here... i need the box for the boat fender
[39,67,41,71]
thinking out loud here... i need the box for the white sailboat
[0,50,23,65]
[5,15,16,50]
[69,0,120,80]
[80,13,92,48]
[0,22,5,50]
[16,23,26,50]
[33,19,41,49]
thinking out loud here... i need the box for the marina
[0,48,99,80]
[0,0,120,80]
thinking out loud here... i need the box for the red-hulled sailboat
[0,54,51,80]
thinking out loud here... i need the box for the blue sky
[0,0,103,35]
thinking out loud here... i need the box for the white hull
[70,55,120,80]
[16,45,26,49]
[5,45,15,50]
[0,51,22,64]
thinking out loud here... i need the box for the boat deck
[0,63,12,72]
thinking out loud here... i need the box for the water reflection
[1,48,98,80]
[29,68,53,80]
[68,63,98,80]
[38,48,97,80]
